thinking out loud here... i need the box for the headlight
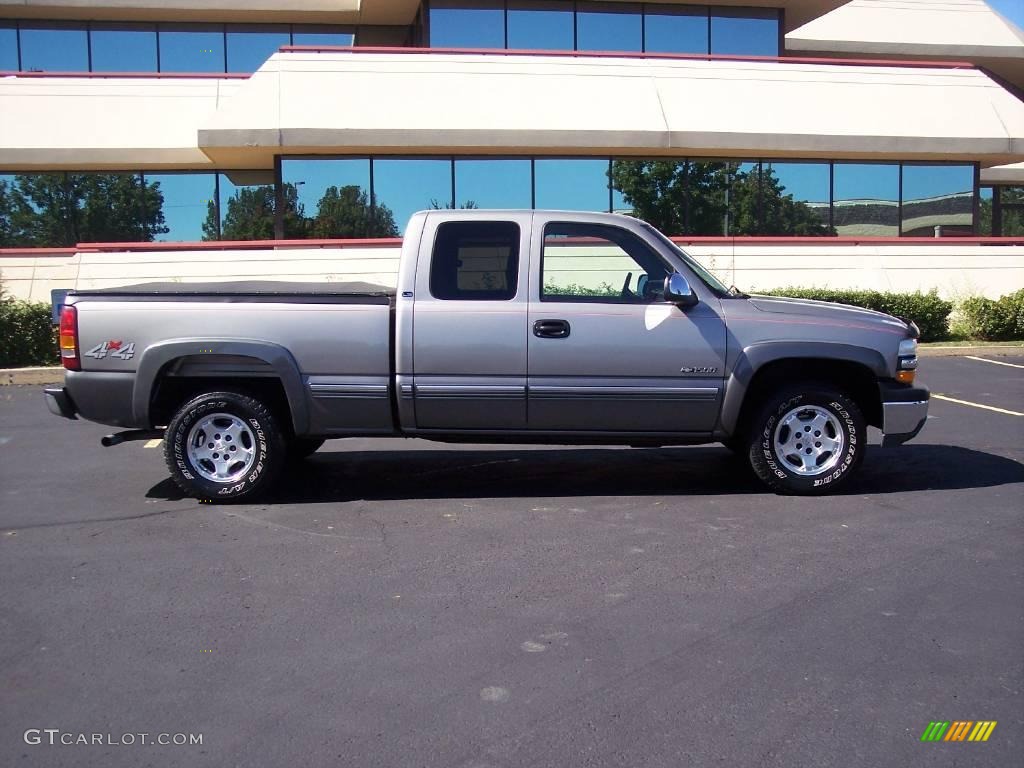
[896,338,918,383]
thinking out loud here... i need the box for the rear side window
[429,221,520,301]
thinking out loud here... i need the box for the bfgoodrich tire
[747,385,866,495]
[164,391,285,502]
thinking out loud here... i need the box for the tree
[609,160,833,236]
[429,198,479,210]
[309,185,398,238]
[0,173,167,246]
[205,183,308,241]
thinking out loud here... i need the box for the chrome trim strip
[309,383,389,400]
[529,386,719,401]
[415,385,525,400]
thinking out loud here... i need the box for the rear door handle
[533,319,571,339]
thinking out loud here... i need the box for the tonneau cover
[70,280,395,297]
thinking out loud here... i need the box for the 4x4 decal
[84,340,136,361]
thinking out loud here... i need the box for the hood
[748,295,912,334]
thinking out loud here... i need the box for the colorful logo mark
[920,721,997,742]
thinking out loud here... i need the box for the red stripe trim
[280,45,977,71]
[4,236,1022,256]
[0,71,251,79]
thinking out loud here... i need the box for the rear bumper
[879,381,929,446]
[44,386,78,420]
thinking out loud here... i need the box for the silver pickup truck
[46,210,928,499]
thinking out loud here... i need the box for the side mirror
[663,273,698,308]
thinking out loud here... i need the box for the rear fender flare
[720,341,887,435]
[132,339,309,433]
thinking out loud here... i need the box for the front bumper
[879,381,929,446]
[44,387,78,420]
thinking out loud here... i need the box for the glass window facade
[428,2,779,56]
[2,22,354,73]
[833,163,899,237]
[982,186,1024,237]
[644,6,709,55]
[19,23,88,72]
[429,1,506,48]
[507,1,574,51]
[576,3,642,52]
[1,24,19,70]
[0,160,980,246]
[91,24,158,72]
[710,7,779,56]
[901,164,975,236]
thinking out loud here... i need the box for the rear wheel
[164,390,285,502]
[747,385,866,495]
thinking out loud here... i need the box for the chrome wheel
[186,412,257,483]
[772,404,844,477]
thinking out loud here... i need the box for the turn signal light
[896,369,916,384]
[58,305,80,371]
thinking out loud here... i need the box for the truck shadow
[148,443,1024,503]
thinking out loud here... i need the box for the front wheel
[747,386,866,495]
[164,390,285,502]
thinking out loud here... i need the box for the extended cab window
[430,221,520,301]
[541,222,671,303]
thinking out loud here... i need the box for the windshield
[641,223,739,298]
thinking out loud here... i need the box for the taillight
[59,305,80,371]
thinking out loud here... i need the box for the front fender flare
[719,341,887,435]
[132,338,309,434]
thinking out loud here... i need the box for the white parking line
[932,394,1023,417]
[965,356,1024,370]
[143,439,163,448]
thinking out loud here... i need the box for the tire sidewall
[167,392,281,501]
[754,389,865,494]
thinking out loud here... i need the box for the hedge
[0,299,58,368]
[958,289,1024,341]
[754,288,953,342]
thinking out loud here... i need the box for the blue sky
[986,0,1024,28]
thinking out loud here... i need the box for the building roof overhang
[196,49,1024,169]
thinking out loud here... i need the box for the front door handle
[533,319,571,339]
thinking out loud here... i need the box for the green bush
[0,299,58,368]
[958,289,1024,341]
[754,287,953,342]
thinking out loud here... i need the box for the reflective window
[687,160,730,235]
[373,158,453,234]
[901,164,974,236]
[159,25,225,73]
[429,1,505,48]
[541,221,670,303]
[144,173,216,241]
[710,7,779,56]
[226,25,289,72]
[724,162,758,235]
[430,220,520,300]
[283,158,398,238]
[1001,186,1024,237]
[761,162,832,235]
[833,163,899,236]
[610,159,688,233]
[507,1,574,51]
[454,159,531,208]
[979,187,993,236]
[576,3,642,52]
[19,24,88,72]
[91,24,158,72]
[291,26,355,47]
[0,25,18,70]
[217,175,279,240]
[644,6,708,55]
[534,159,610,212]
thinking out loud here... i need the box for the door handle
[533,319,571,339]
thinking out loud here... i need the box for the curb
[919,345,1024,358]
[1,367,64,386]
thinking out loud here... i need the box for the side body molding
[132,339,309,433]
[719,341,889,435]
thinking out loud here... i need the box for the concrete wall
[3,241,1022,303]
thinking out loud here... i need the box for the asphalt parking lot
[1,355,1021,768]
